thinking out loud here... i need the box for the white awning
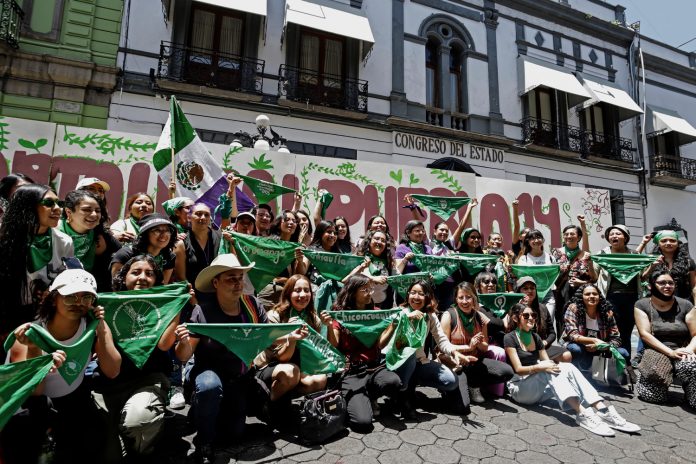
[194,0,267,17]
[647,106,696,146]
[285,0,375,60]
[578,76,643,121]
[517,58,592,107]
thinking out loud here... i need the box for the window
[18,0,65,41]
[449,46,463,112]
[298,29,345,106]
[526,175,571,186]
[286,142,357,159]
[580,104,623,158]
[651,133,679,157]
[425,39,439,107]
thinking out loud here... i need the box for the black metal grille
[0,0,23,49]
[157,41,264,94]
[278,64,368,113]
[650,154,696,182]
[581,131,634,162]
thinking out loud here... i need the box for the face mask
[652,286,673,301]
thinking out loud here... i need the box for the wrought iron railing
[521,117,582,153]
[157,42,264,94]
[0,0,23,49]
[278,64,368,113]
[581,131,634,163]
[650,154,696,182]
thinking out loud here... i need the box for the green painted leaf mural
[389,169,403,184]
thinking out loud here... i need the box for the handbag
[591,352,626,387]
[298,389,346,445]
[638,348,673,387]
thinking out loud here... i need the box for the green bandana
[327,309,401,347]
[590,254,657,285]
[516,328,533,347]
[98,282,190,368]
[408,241,425,255]
[161,197,188,217]
[237,174,296,205]
[366,253,387,276]
[0,355,55,430]
[383,311,428,370]
[595,342,627,377]
[129,217,141,235]
[296,326,346,374]
[494,260,506,292]
[511,264,561,300]
[303,249,365,281]
[456,309,476,334]
[410,194,472,220]
[319,191,333,219]
[386,272,431,298]
[653,230,679,244]
[58,219,96,271]
[451,253,498,275]
[413,254,462,284]
[28,233,52,273]
[187,322,301,366]
[3,320,99,385]
[563,245,581,262]
[231,232,299,292]
[478,293,526,318]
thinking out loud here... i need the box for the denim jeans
[566,343,629,370]
[394,354,458,392]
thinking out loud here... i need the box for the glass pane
[450,72,461,112]
[426,68,435,106]
[219,16,242,57]
[323,39,343,88]
[30,0,56,34]
[593,106,603,134]
[539,91,552,121]
[191,10,215,50]
[300,35,319,85]
[528,91,537,119]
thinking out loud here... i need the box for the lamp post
[230,114,290,153]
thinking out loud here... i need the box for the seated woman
[634,270,696,407]
[380,280,474,417]
[92,255,187,463]
[5,269,121,463]
[505,303,639,436]
[323,275,401,431]
[474,271,508,346]
[516,276,572,363]
[439,283,514,403]
[563,284,628,371]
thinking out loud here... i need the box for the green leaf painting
[389,169,403,184]
[248,153,274,170]
[63,127,157,156]
[409,172,420,187]
[431,169,463,192]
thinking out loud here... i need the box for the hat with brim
[76,177,111,192]
[604,224,630,243]
[138,213,177,236]
[515,276,537,292]
[195,254,255,293]
[235,211,256,223]
[49,269,97,296]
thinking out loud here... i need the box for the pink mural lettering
[480,193,513,250]
[51,157,124,212]
[11,150,52,184]
[533,196,561,248]
[319,179,367,226]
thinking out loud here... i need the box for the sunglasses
[521,313,537,320]
[63,294,96,306]
[39,198,65,208]
[481,279,496,285]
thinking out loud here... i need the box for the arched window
[425,39,439,108]
[449,45,463,113]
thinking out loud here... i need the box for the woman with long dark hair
[0,172,33,220]
[645,230,696,303]
[179,203,221,290]
[110,193,154,244]
[516,229,557,322]
[333,216,354,254]
[0,184,74,348]
[395,220,432,276]
[354,229,399,308]
[309,220,339,253]
[162,197,195,240]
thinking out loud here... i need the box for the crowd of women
[0,172,695,464]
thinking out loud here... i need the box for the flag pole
[170,96,177,197]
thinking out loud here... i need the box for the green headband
[653,230,679,244]
[162,197,188,217]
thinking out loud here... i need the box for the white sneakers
[576,406,641,436]
[596,406,641,433]
[169,386,186,410]
[576,409,615,436]
[469,387,485,404]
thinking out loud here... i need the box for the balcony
[155,42,264,99]
[581,131,634,163]
[426,107,467,131]
[649,154,696,187]
[0,0,23,49]
[278,64,368,115]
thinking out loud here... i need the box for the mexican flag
[152,96,227,206]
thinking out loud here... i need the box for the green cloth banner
[297,326,346,374]
[511,265,560,301]
[0,355,55,430]
[232,232,299,291]
[386,272,431,299]
[451,253,498,275]
[413,255,462,285]
[478,293,525,318]
[383,312,428,370]
[99,282,190,368]
[319,191,333,219]
[187,323,301,365]
[326,309,401,348]
[237,174,296,205]
[590,254,657,285]
[303,249,365,281]
[596,342,627,377]
[3,321,98,386]
[410,194,471,220]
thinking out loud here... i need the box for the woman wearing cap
[505,302,639,436]
[643,230,696,303]
[110,213,179,284]
[92,255,190,462]
[59,190,121,291]
[0,184,74,351]
[180,203,221,291]
[594,224,642,355]
[516,276,572,363]
[76,177,111,224]
[110,193,155,244]
[6,268,121,462]
[163,196,195,241]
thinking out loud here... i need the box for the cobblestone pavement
[159,382,696,464]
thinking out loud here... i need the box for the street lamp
[229,114,290,153]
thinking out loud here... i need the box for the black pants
[606,291,639,355]
[340,367,401,431]
[461,357,515,388]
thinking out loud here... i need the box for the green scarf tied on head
[161,197,188,217]
[652,230,679,245]
[28,232,53,273]
[58,219,96,271]
[563,245,581,262]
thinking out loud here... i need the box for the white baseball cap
[49,269,97,296]
[76,177,111,192]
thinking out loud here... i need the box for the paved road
[160,382,696,463]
